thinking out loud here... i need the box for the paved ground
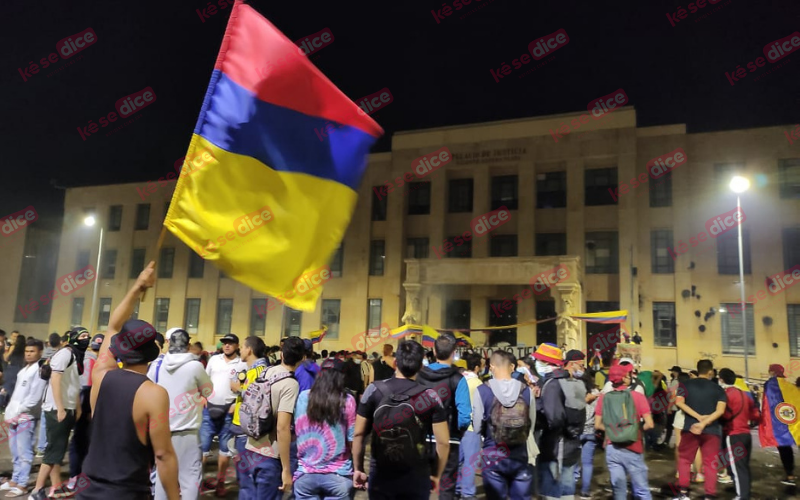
[1,429,797,498]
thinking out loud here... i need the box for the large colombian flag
[164,1,383,311]
[760,377,800,447]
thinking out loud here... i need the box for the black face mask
[75,338,91,351]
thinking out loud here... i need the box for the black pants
[436,442,460,500]
[665,411,676,446]
[69,387,92,478]
[725,433,752,500]
[779,445,795,476]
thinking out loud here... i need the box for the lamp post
[730,176,750,380]
[84,216,104,333]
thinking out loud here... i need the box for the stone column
[554,283,582,350]
[402,283,423,325]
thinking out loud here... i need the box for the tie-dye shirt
[294,390,356,479]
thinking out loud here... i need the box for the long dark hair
[9,336,25,361]
[306,369,347,426]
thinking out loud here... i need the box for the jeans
[538,460,576,500]
[9,418,36,485]
[576,434,596,496]
[606,445,651,500]
[235,435,255,500]
[294,473,353,500]
[37,414,47,452]
[482,458,533,500]
[368,461,430,500]
[458,431,481,497]
[245,451,283,500]
[199,408,232,456]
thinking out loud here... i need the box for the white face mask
[535,361,554,375]
[354,359,362,365]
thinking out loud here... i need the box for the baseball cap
[669,365,682,373]
[564,350,585,362]
[220,333,240,344]
[110,319,160,365]
[90,334,104,351]
[609,364,634,384]
[321,358,345,373]
[166,328,190,354]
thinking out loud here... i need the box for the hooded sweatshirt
[473,378,538,463]
[536,368,585,466]
[147,352,212,432]
[417,363,470,441]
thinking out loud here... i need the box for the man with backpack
[29,328,88,500]
[146,328,212,500]
[535,345,586,500]
[472,350,536,500]
[719,367,759,500]
[352,339,450,499]
[240,336,304,499]
[416,333,471,500]
[458,352,484,500]
[594,363,654,499]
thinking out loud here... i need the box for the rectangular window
[448,179,474,213]
[651,230,674,274]
[251,298,267,336]
[185,299,201,335]
[784,228,800,270]
[98,298,112,331]
[490,235,518,257]
[536,233,567,256]
[789,305,800,357]
[329,245,343,277]
[153,298,170,333]
[721,303,755,355]
[371,187,387,221]
[585,231,619,274]
[158,248,175,278]
[163,202,170,219]
[130,248,146,279]
[779,159,800,199]
[77,249,90,271]
[491,175,518,211]
[406,238,429,259]
[445,300,471,332]
[322,299,341,340]
[715,163,746,186]
[717,229,751,275]
[135,204,150,230]
[445,236,472,258]
[652,302,676,347]
[188,251,205,278]
[650,172,673,207]
[367,299,382,332]
[102,249,117,279]
[536,172,567,209]
[216,299,233,335]
[408,182,431,215]
[108,205,123,231]
[283,307,302,337]
[71,297,84,327]
[585,167,618,206]
[369,240,385,276]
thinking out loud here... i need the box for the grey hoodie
[147,352,212,432]
[472,378,539,463]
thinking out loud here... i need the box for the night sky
[2,0,799,223]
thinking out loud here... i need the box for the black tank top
[78,370,154,500]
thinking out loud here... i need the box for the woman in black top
[2,335,26,403]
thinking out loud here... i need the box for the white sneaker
[0,483,10,492]
[671,495,690,500]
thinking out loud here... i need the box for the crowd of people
[0,264,790,500]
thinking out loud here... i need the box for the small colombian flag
[164,0,383,312]
[760,377,800,447]
[309,326,327,345]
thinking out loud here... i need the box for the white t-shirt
[43,348,81,411]
[205,353,246,405]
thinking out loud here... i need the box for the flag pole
[141,226,167,302]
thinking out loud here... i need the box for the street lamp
[729,175,750,380]
[84,215,104,333]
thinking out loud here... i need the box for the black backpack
[39,347,75,381]
[373,360,394,381]
[370,381,428,471]
[417,367,463,438]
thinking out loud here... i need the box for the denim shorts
[200,407,233,456]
